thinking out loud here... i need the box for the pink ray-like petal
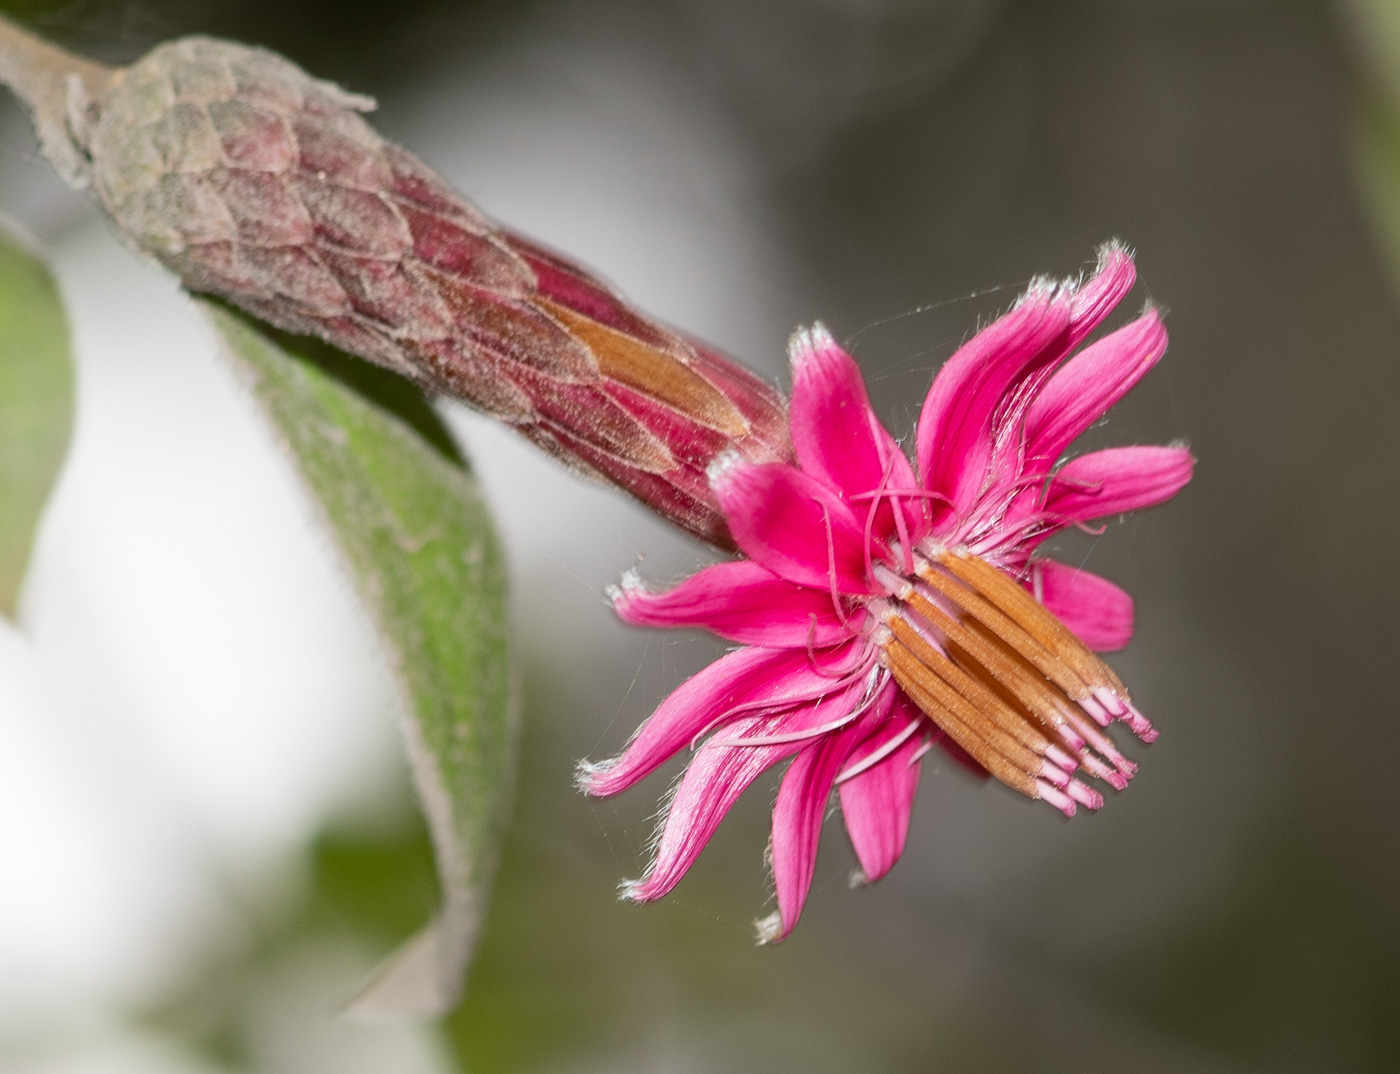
[1024,310,1168,469]
[838,692,926,884]
[626,677,868,902]
[1063,241,1138,351]
[1045,445,1195,523]
[789,325,924,542]
[613,560,854,648]
[764,701,887,943]
[1030,559,1135,652]
[958,246,1145,523]
[712,459,877,594]
[580,642,862,798]
[915,286,1073,528]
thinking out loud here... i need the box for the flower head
[579,245,1193,943]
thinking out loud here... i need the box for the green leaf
[1355,96,1400,297]
[0,219,73,618]
[1343,0,1400,118]
[203,302,516,1016]
[1348,1,1400,302]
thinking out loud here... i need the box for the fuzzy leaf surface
[0,220,73,618]
[205,302,515,1015]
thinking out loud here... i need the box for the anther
[885,641,1040,798]
[1035,780,1077,818]
[1079,693,1115,729]
[1039,759,1071,789]
[1077,752,1130,791]
[934,550,1128,699]
[915,561,1089,700]
[877,549,1152,812]
[1044,743,1080,772]
[885,616,1056,758]
[1066,780,1104,810]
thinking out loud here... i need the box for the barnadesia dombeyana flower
[579,246,1194,943]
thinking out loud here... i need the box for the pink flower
[579,245,1193,943]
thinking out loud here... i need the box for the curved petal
[1024,310,1168,468]
[916,286,1073,527]
[712,459,876,594]
[1030,559,1134,652]
[613,560,854,648]
[966,248,1143,525]
[580,642,861,797]
[1063,241,1137,350]
[625,676,868,902]
[992,245,1141,455]
[838,692,925,884]
[1045,445,1194,522]
[789,325,924,541]
[764,698,888,943]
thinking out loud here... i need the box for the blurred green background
[2,1,1398,1071]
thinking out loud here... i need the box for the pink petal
[789,325,924,541]
[975,248,1144,518]
[712,459,876,594]
[765,699,887,942]
[1024,310,1168,469]
[1045,445,1195,522]
[580,642,861,798]
[1063,241,1138,350]
[1030,559,1135,652]
[613,560,853,648]
[992,246,1141,447]
[915,286,1073,527]
[838,693,925,884]
[626,677,868,902]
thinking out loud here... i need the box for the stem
[0,14,114,186]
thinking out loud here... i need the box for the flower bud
[83,36,790,546]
